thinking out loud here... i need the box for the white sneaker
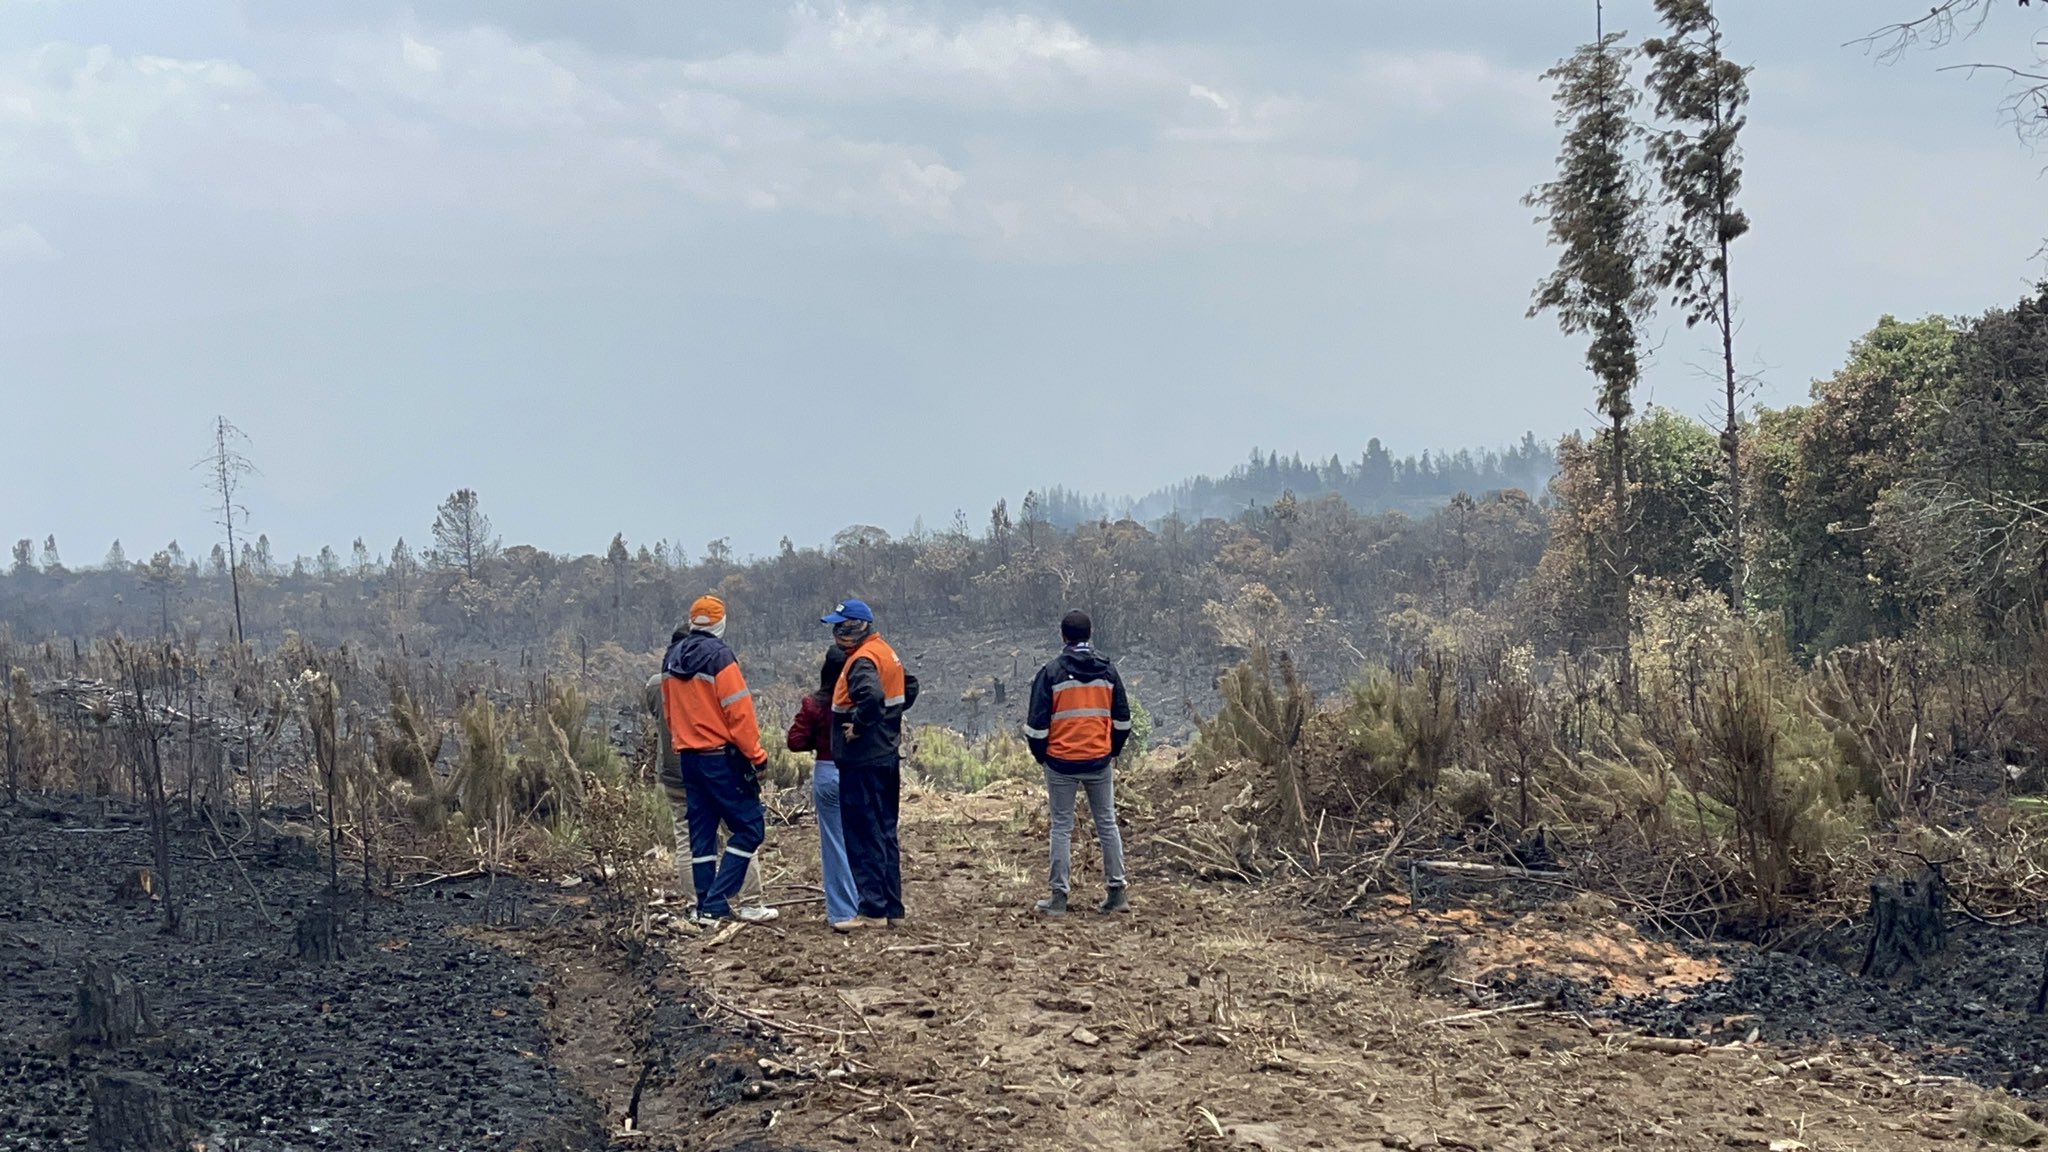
[735,905,781,923]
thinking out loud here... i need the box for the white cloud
[1352,50,1548,122]
[0,14,1550,262]
[1188,83,1230,112]
[680,3,1189,111]
[0,222,56,261]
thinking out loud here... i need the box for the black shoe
[1034,892,1068,917]
[1098,886,1130,914]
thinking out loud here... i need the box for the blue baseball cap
[821,598,875,624]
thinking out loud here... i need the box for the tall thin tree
[605,533,630,641]
[1644,0,1752,610]
[198,417,257,646]
[1527,25,1657,696]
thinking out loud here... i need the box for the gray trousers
[1046,766,1126,894]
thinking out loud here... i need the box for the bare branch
[1852,0,2000,59]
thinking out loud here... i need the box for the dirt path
[567,783,2034,1152]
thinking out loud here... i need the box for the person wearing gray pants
[1023,610,1133,916]
[1044,765,1126,909]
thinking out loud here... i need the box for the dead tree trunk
[295,902,344,963]
[88,1071,187,1152]
[70,960,158,1049]
[1859,866,1948,983]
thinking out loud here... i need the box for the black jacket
[1025,645,1132,774]
[831,655,920,770]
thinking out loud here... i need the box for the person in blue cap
[821,598,918,926]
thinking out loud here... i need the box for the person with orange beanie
[661,595,777,924]
[647,631,765,911]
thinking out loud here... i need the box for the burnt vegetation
[12,2,2048,1147]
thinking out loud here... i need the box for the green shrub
[1118,694,1153,768]
[1295,655,1468,815]
[908,726,1038,792]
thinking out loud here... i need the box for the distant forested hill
[1030,435,1557,528]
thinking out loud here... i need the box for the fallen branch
[700,992,844,1040]
[1154,835,1256,883]
[1421,1001,1547,1027]
[1412,860,1570,880]
[838,990,879,1038]
[405,869,485,889]
[881,942,971,954]
[203,805,279,928]
[1615,1035,1712,1055]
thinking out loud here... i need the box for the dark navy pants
[676,751,765,919]
[838,758,903,919]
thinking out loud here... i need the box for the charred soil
[0,799,604,1151]
[18,771,2048,1152]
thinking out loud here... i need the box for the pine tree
[430,489,498,581]
[605,533,630,640]
[1526,27,1656,698]
[1644,0,1752,610]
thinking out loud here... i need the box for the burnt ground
[23,770,2048,1152]
[0,798,608,1152]
[1592,919,2048,1099]
[1391,855,2048,1109]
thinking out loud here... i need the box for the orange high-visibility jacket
[831,633,917,768]
[1023,643,1132,772]
[661,630,767,765]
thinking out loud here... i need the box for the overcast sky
[4,1,2045,564]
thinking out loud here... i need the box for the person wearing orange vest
[648,627,765,912]
[822,598,919,926]
[1024,610,1132,916]
[662,595,778,924]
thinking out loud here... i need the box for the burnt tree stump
[87,1071,188,1152]
[1859,866,1948,983]
[295,904,344,963]
[112,867,158,905]
[70,961,158,1049]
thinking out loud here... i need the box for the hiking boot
[1035,892,1068,917]
[735,905,780,924]
[830,919,861,933]
[1098,886,1130,914]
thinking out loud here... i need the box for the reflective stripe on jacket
[661,630,767,765]
[1025,644,1132,774]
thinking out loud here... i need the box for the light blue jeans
[812,762,860,924]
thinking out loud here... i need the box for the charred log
[69,960,158,1049]
[87,1071,188,1152]
[1858,866,1948,984]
